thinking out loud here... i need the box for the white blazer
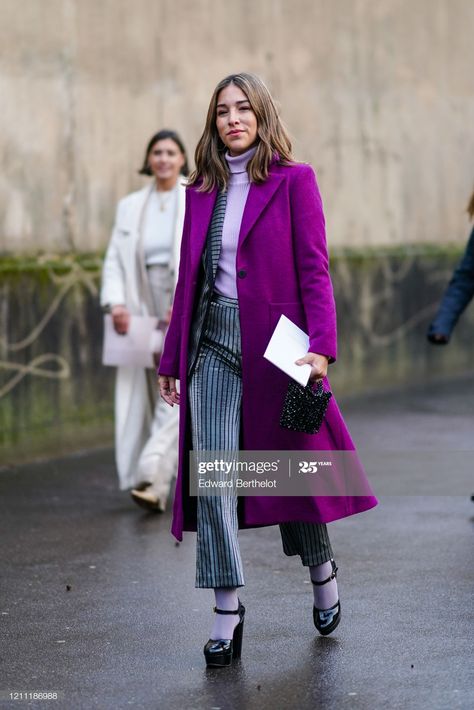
[100,177,186,490]
[101,177,187,311]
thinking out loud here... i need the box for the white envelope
[102,314,162,368]
[263,314,312,386]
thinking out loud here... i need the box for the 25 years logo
[298,461,319,474]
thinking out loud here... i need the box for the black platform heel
[203,600,246,668]
[312,558,341,636]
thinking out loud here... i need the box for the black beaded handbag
[280,379,332,435]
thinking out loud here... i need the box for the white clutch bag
[102,314,167,368]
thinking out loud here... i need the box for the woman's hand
[429,332,448,344]
[295,352,329,382]
[111,305,130,335]
[158,375,180,406]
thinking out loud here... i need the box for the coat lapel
[135,184,155,314]
[117,185,151,234]
[238,172,284,250]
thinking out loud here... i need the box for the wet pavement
[0,374,473,710]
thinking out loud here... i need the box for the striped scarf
[187,189,228,376]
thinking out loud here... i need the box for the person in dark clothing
[427,189,474,502]
[427,190,474,343]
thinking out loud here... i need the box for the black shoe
[203,600,245,668]
[311,558,341,636]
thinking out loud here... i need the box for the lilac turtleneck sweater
[214,144,258,298]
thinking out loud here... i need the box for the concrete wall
[1,0,474,253]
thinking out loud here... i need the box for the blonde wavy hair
[188,72,294,192]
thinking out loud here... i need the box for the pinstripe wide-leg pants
[189,292,334,589]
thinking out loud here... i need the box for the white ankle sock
[210,588,240,640]
[310,560,339,610]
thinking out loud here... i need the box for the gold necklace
[156,188,174,212]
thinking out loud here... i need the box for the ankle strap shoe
[203,600,246,668]
[311,559,341,636]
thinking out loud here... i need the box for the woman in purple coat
[158,72,377,667]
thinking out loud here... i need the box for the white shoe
[130,487,167,513]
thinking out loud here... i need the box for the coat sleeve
[427,227,474,342]
[100,199,127,308]
[289,164,337,363]
[158,188,191,378]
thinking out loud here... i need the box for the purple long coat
[159,158,378,541]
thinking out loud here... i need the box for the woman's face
[147,138,185,183]
[216,84,258,156]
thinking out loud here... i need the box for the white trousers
[133,264,179,496]
[115,266,179,498]
[135,389,179,494]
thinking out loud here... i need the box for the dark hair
[138,129,189,176]
[468,189,474,221]
[188,72,294,192]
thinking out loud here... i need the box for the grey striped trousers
[189,293,334,589]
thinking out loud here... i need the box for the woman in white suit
[101,130,188,511]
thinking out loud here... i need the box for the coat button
[237,269,247,278]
